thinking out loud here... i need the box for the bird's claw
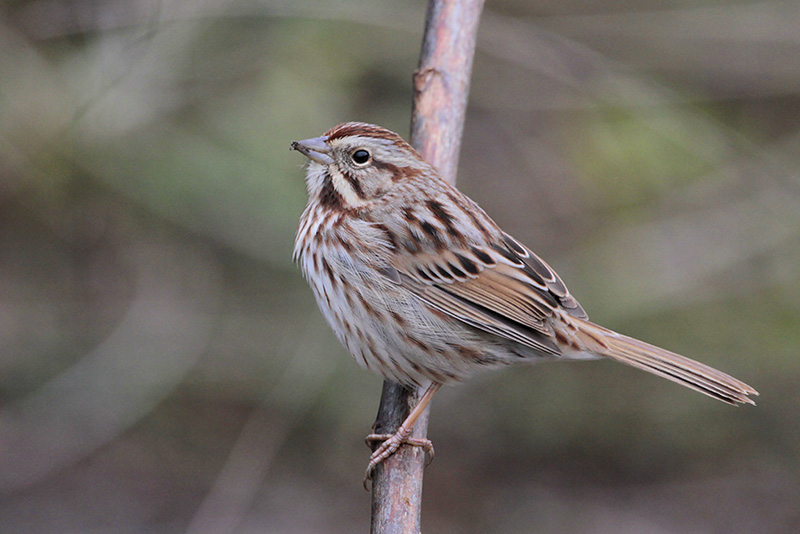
[362,433,434,489]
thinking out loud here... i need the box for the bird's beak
[291,136,333,165]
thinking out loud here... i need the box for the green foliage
[570,105,715,207]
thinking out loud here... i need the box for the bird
[291,121,758,479]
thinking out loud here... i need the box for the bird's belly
[304,256,527,385]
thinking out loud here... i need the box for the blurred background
[1,0,798,532]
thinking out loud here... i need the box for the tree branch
[411,0,484,185]
[369,1,485,533]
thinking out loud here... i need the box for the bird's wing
[385,232,586,355]
[383,233,758,406]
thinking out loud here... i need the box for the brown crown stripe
[325,122,406,145]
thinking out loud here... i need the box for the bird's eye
[351,149,371,165]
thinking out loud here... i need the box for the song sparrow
[292,122,757,478]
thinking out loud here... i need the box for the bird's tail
[570,317,758,406]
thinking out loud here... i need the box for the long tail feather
[573,318,758,406]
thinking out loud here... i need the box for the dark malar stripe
[342,171,366,199]
[319,176,344,209]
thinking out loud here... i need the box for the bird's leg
[364,382,441,482]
